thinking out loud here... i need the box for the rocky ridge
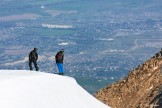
[95,50,162,108]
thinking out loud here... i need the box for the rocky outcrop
[95,50,162,108]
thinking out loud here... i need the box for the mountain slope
[0,70,109,108]
[95,50,162,108]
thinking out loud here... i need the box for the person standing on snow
[55,49,64,75]
[29,48,39,71]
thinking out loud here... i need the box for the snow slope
[0,70,110,108]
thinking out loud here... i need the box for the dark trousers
[29,59,39,71]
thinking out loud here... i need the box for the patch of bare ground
[95,50,162,108]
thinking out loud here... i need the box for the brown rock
[95,50,162,108]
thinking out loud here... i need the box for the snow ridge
[0,70,109,108]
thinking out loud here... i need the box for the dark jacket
[55,51,64,63]
[29,50,38,61]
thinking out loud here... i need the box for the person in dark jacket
[29,48,39,71]
[55,49,64,75]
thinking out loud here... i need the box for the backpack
[31,51,36,59]
[56,53,63,60]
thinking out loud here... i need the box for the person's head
[34,48,38,51]
[60,49,64,53]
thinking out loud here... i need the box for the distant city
[0,0,162,93]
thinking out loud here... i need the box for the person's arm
[35,52,38,60]
[62,53,64,61]
[29,52,31,60]
[55,53,58,61]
